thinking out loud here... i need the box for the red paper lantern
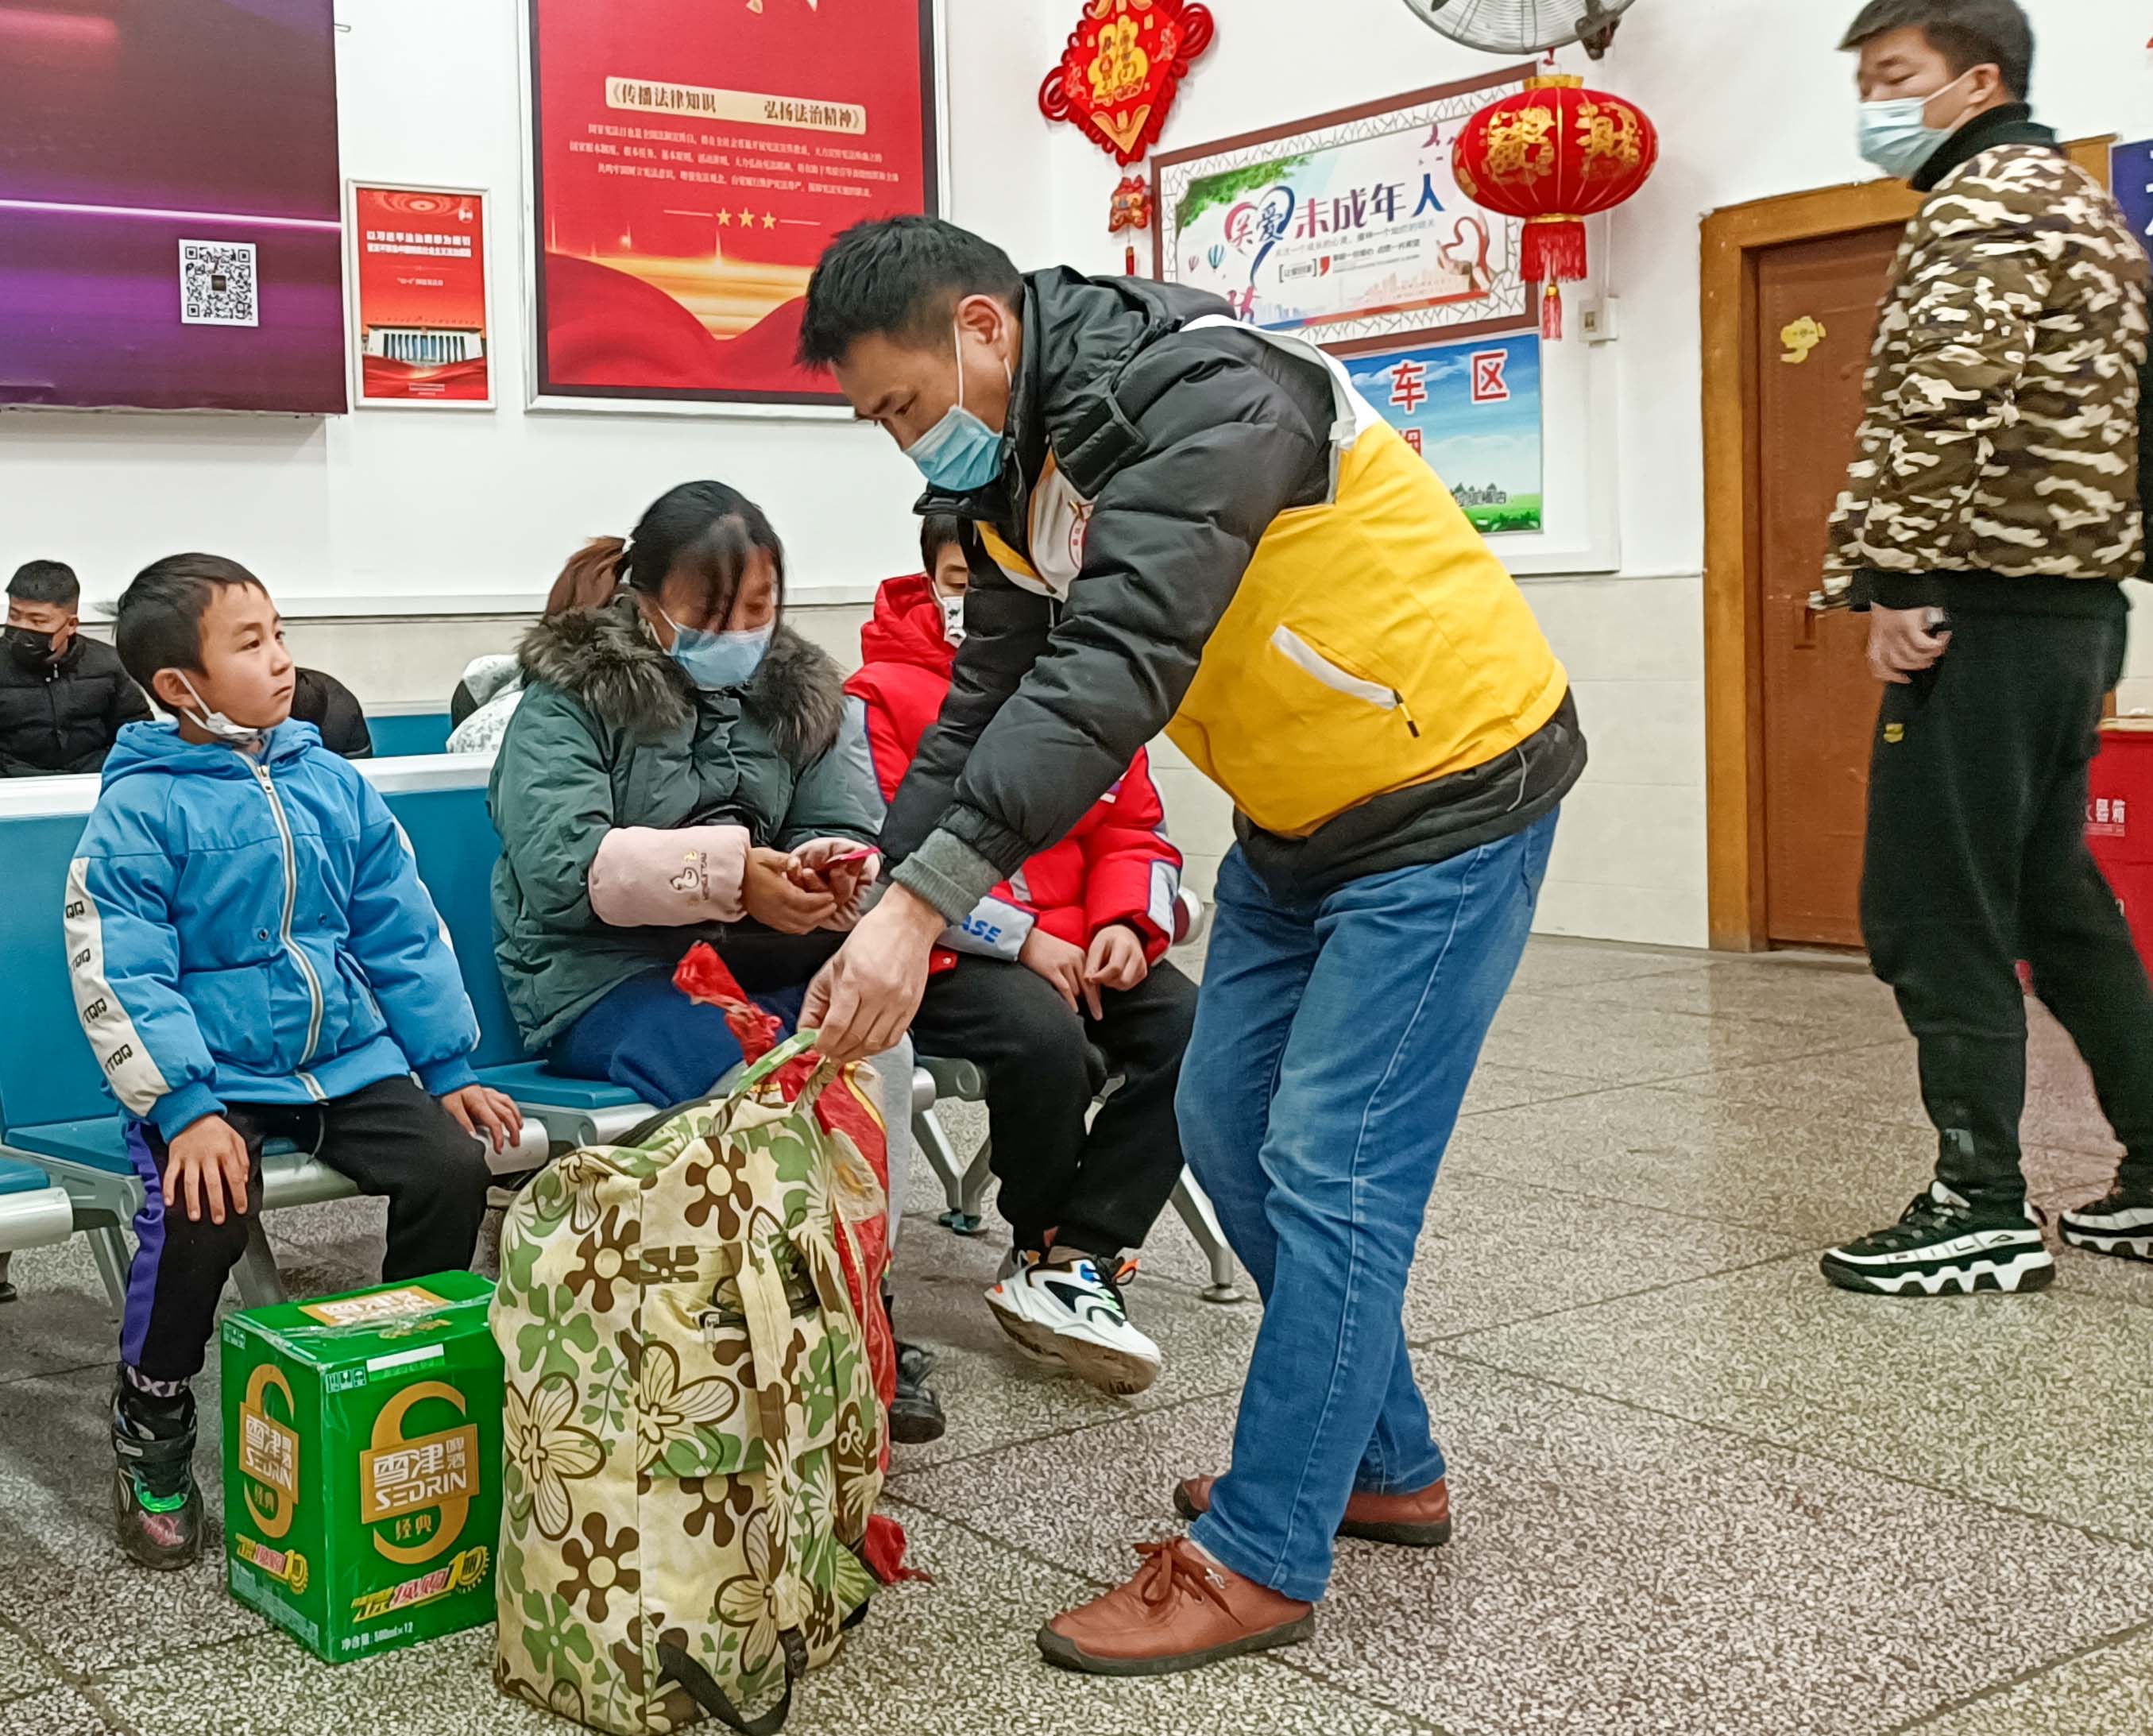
[1039,0,1216,168]
[1451,74,1659,338]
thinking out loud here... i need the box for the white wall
[0,0,1049,618]
[14,0,2153,945]
[1045,0,2153,945]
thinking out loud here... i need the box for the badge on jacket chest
[1019,463,1094,600]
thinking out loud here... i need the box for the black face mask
[4,625,56,668]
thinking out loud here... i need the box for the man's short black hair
[8,559,79,609]
[798,216,1023,370]
[114,553,266,694]
[1842,0,2033,101]
[919,512,972,574]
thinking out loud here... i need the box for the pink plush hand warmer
[587,824,750,926]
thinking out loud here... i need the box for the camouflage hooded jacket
[1823,110,2150,599]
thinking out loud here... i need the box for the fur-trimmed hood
[518,596,846,764]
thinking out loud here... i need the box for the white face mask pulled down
[172,671,268,752]
[935,590,966,647]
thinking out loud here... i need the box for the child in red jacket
[848,516,1198,1395]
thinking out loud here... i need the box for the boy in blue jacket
[67,554,521,1569]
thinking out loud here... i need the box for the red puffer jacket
[846,574,1183,962]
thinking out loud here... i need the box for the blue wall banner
[1345,332,1543,535]
[2111,139,2153,259]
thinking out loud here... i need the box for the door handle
[1797,585,1852,650]
[1795,597,1820,649]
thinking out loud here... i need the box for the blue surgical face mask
[1857,69,1975,179]
[905,323,1009,495]
[662,613,773,691]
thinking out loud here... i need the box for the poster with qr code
[0,0,343,412]
[179,241,261,328]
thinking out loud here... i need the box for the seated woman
[847,515,1198,1398]
[488,477,896,1113]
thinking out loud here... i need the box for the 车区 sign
[2110,139,2153,260]
[1347,333,1543,535]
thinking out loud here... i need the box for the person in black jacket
[289,666,373,760]
[2,559,151,776]
[793,218,1583,1676]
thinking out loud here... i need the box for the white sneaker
[2059,1189,2153,1263]
[986,1252,1163,1397]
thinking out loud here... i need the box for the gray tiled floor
[4,935,2152,1735]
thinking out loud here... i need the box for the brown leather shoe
[1173,1474,1453,1547]
[1036,1538,1314,1677]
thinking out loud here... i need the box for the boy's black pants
[121,1076,492,1385]
[1861,589,2153,1209]
[908,954,1198,1256]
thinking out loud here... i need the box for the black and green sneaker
[1821,1182,2054,1297]
[2058,1185,2153,1264]
[112,1381,203,1570]
[890,1341,947,1445]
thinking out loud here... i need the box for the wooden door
[1753,224,1906,949]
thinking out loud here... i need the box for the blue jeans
[553,970,806,1108]
[1180,815,1556,1602]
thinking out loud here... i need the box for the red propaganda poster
[526,0,941,411]
[346,184,493,408]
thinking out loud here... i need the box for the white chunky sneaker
[2058,1188,2153,1264]
[986,1251,1163,1396]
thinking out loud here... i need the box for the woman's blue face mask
[662,611,773,690]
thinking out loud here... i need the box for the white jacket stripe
[64,856,172,1117]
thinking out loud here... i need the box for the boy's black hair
[8,559,79,609]
[797,216,1023,370]
[919,512,972,574]
[1841,0,2033,100]
[114,554,267,694]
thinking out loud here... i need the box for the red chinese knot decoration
[1040,0,1215,165]
[1451,75,1659,338]
[1041,0,1215,274]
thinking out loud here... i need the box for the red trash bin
[2088,717,2153,971]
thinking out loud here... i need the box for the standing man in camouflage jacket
[1820,0,2153,1296]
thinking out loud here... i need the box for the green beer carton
[219,1271,503,1664]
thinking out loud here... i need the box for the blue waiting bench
[0,755,596,1313]
[0,1156,75,1303]
[365,707,454,758]
[0,751,1235,1314]
[0,1158,72,1244]
[0,752,945,1313]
